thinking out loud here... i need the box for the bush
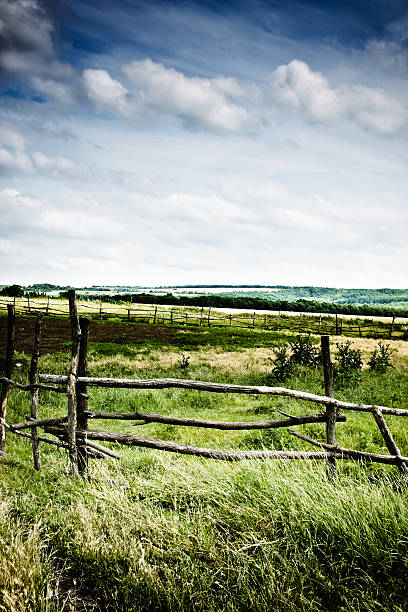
[270,346,293,381]
[334,341,363,387]
[368,343,393,372]
[289,335,321,367]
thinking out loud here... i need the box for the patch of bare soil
[0,316,180,355]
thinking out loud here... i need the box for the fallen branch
[85,410,346,430]
[39,375,408,417]
[288,430,408,465]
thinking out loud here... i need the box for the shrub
[334,341,363,387]
[289,335,321,367]
[270,346,293,381]
[179,354,190,370]
[368,343,393,372]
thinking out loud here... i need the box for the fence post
[77,317,89,475]
[67,290,81,475]
[153,306,158,325]
[371,406,407,477]
[335,313,338,335]
[0,305,15,454]
[29,314,43,471]
[252,312,256,329]
[27,296,31,313]
[99,302,102,319]
[207,308,211,327]
[321,335,336,476]
[46,296,50,315]
[390,316,395,340]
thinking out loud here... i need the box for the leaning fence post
[321,335,336,475]
[371,406,407,477]
[0,305,15,454]
[29,314,43,470]
[77,317,89,475]
[67,290,81,475]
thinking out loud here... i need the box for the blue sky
[0,0,407,287]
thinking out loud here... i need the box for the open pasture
[1,313,408,611]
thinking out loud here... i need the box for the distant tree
[0,284,24,297]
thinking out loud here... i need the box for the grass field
[1,296,407,341]
[1,323,408,611]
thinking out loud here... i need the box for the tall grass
[1,328,408,610]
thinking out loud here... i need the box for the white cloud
[30,76,76,105]
[83,69,133,117]
[269,59,408,135]
[0,188,41,209]
[31,151,91,178]
[122,58,250,131]
[0,147,33,173]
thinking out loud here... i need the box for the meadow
[1,321,408,611]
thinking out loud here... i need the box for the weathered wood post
[77,317,89,475]
[207,308,211,327]
[0,305,15,454]
[390,316,395,340]
[321,335,336,476]
[371,406,407,477]
[252,312,256,329]
[67,290,81,475]
[46,296,50,315]
[29,314,43,470]
[153,306,158,325]
[335,313,339,335]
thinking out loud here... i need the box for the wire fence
[0,296,407,340]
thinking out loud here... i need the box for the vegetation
[81,291,408,318]
[0,284,24,297]
[1,323,408,610]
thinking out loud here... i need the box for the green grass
[1,327,408,611]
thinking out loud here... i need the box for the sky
[0,0,407,288]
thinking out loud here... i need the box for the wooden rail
[1,292,408,479]
[1,297,407,341]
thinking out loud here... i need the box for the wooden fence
[0,296,407,341]
[1,291,408,478]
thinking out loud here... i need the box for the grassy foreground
[1,325,408,611]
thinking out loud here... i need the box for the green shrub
[289,335,321,367]
[368,343,393,373]
[334,341,363,388]
[270,346,293,382]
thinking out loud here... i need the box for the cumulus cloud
[269,59,408,135]
[0,123,90,178]
[83,69,133,117]
[122,58,250,132]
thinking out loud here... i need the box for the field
[1,296,407,341]
[1,319,408,611]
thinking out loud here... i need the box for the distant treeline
[79,292,408,318]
